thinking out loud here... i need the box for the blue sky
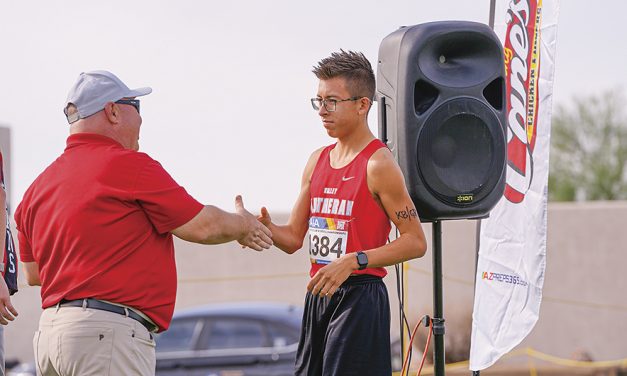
[1,0,624,213]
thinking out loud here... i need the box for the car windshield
[267,323,299,347]
[156,318,203,352]
[155,303,304,355]
[204,319,266,349]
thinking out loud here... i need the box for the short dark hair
[312,50,375,101]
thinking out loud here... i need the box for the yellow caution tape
[393,347,627,375]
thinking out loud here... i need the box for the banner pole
[489,0,496,28]
[471,5,496,375]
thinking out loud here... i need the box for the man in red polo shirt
[14,70,273,376]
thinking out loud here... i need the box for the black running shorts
[295,274,391,376]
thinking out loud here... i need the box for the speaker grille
[429,114,492,191]
[417,98,505,206]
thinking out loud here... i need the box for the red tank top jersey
[308,139,391,278]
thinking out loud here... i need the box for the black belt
[59,299,158,333]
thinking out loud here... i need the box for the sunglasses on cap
[64,99,141,124]
[115,99,140,113]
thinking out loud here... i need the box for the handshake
[234,195,273,252]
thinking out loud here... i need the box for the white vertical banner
[470,0,560,371]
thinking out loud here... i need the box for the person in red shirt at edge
[0,149,19,375]
[14,70,273,376]
[258,50,428,376]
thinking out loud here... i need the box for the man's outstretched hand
[235,195,273,251]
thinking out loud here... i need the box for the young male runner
[259,50,427,375]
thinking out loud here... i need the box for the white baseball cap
[64,70,152,124]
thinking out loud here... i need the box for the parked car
[155,302,303,376]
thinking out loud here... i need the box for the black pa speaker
[377,21,507,222]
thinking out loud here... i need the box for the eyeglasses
[310,97,361,112]
[63,99,141,124]
[115,99,140,114]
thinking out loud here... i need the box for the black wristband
[356,251,368,270]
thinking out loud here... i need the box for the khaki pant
[34,306,156,376]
